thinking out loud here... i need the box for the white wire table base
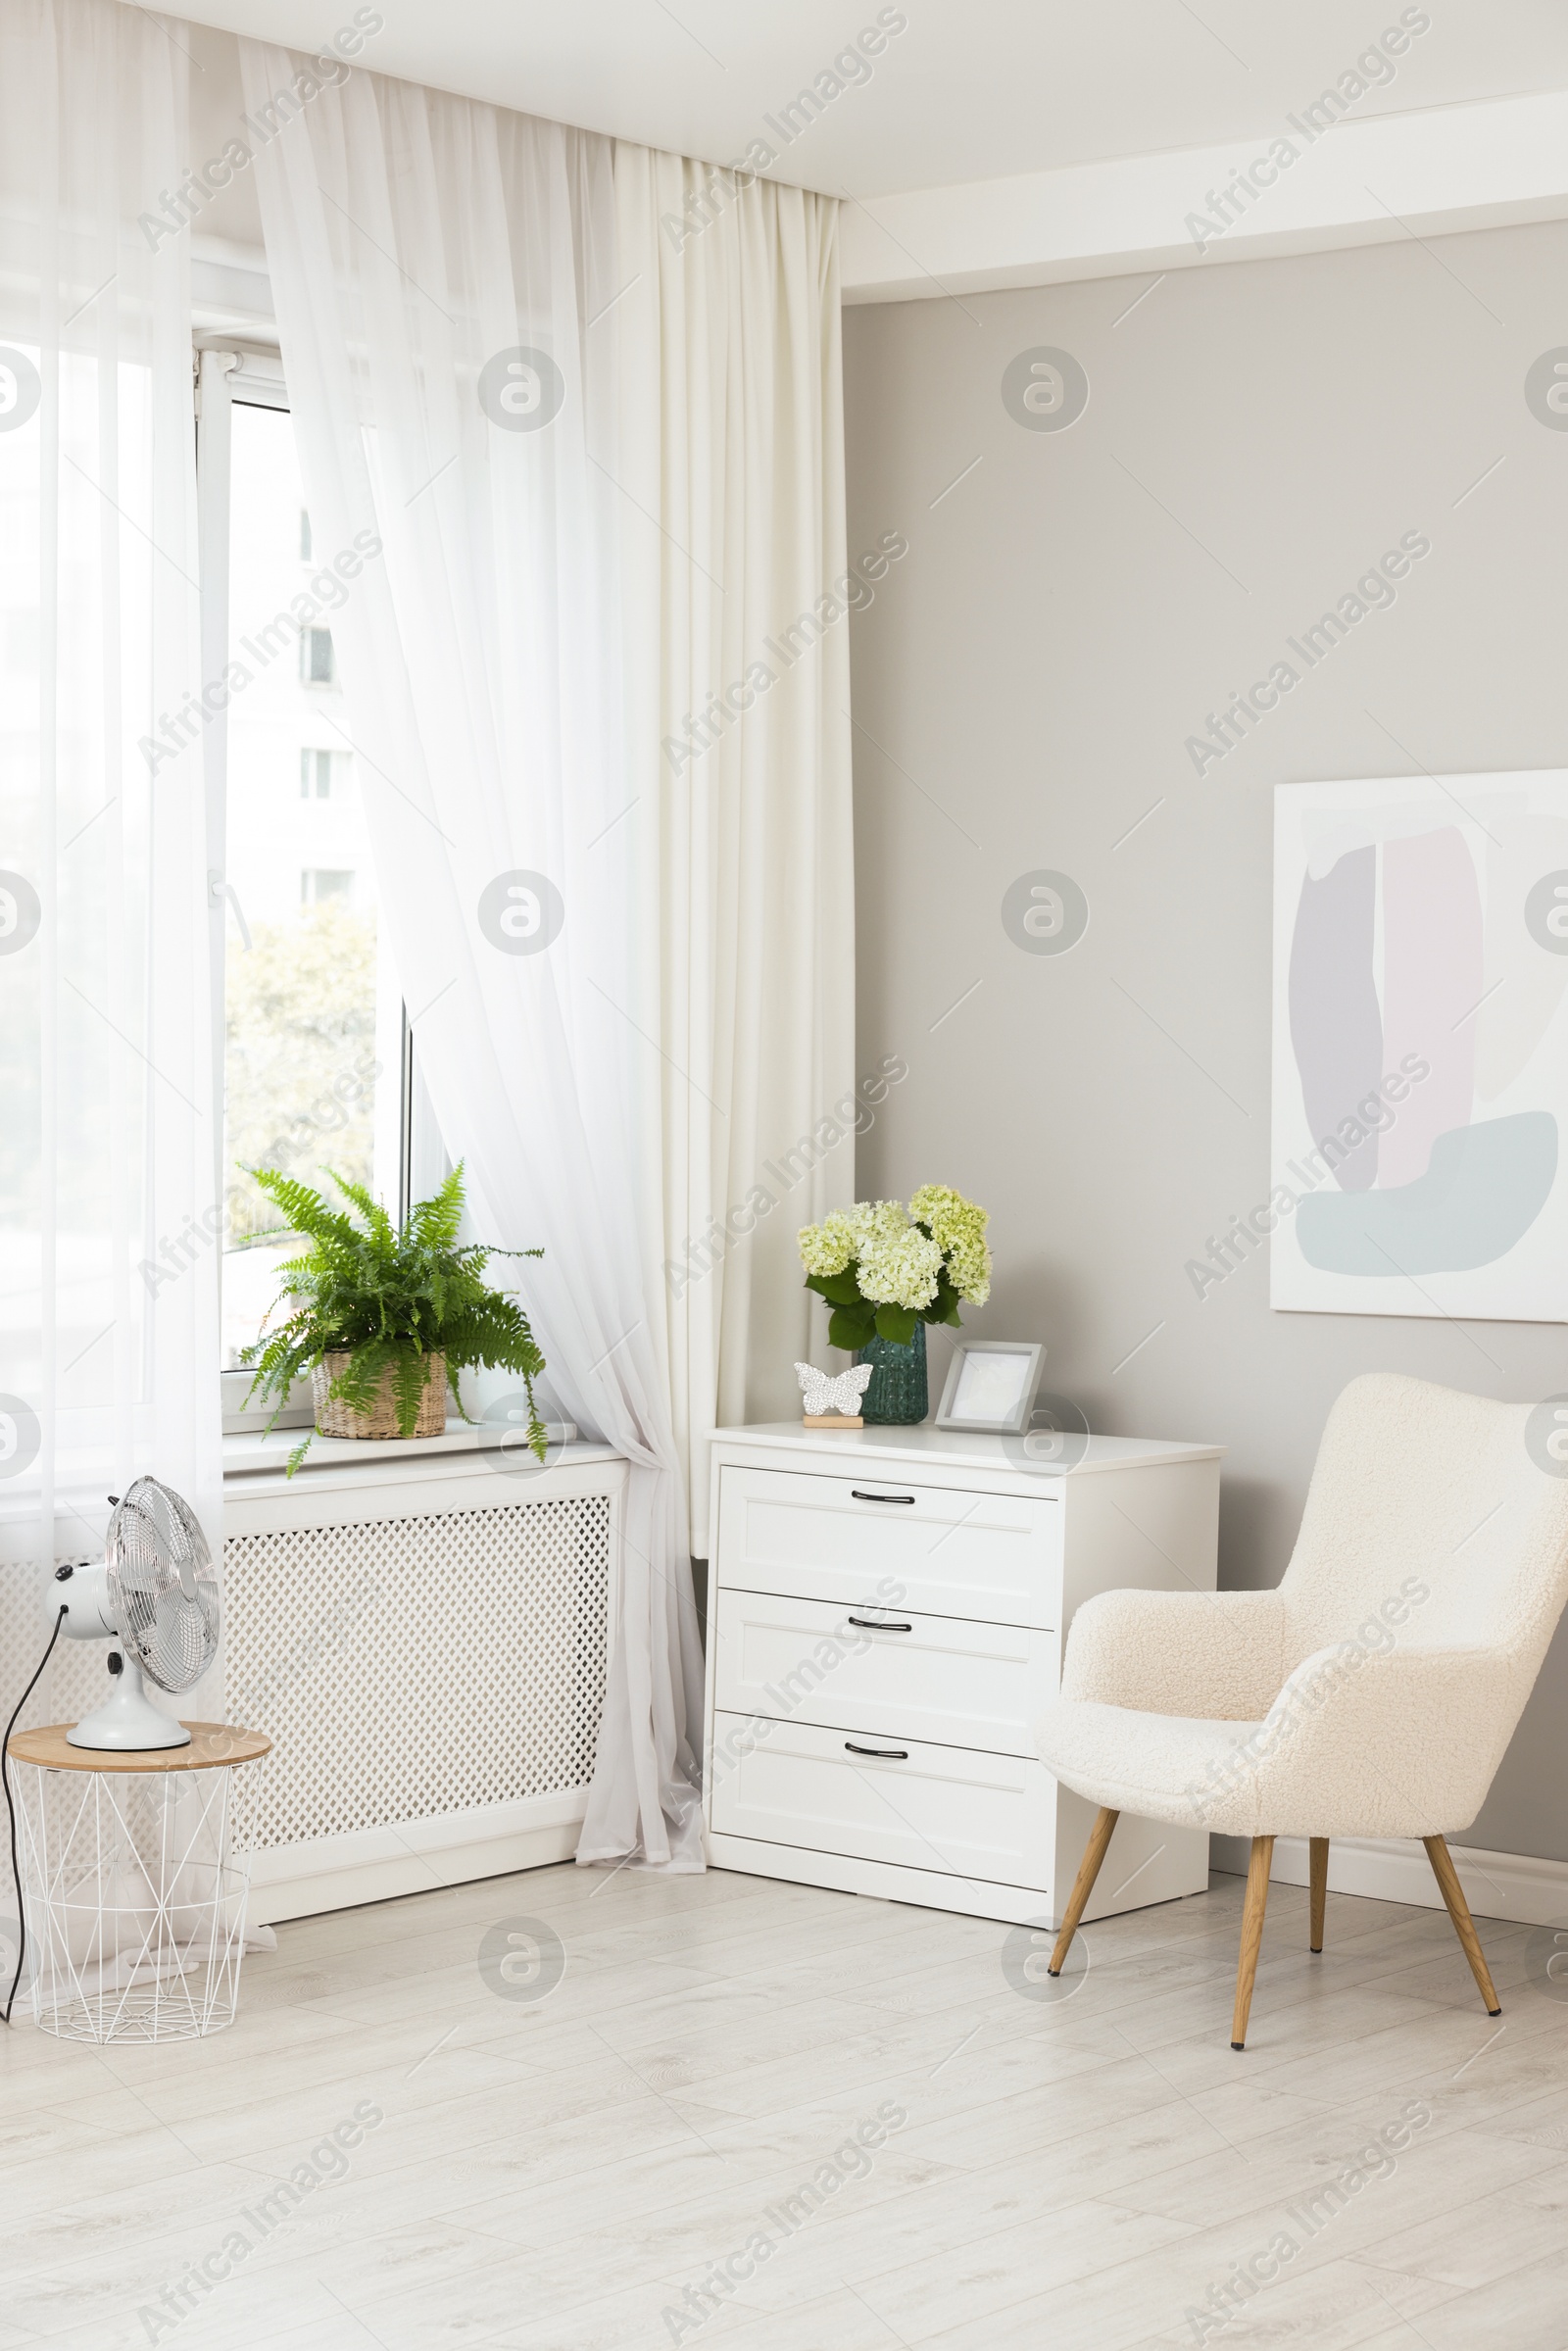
[10,1752,257,2043]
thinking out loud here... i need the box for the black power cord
[2,1604,69,2024]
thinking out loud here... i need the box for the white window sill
[0,1424,604,1556]
[222,1417,587,1480]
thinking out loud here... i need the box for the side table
[5,1721,271,2043]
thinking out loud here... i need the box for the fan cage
[108,1476,220,1693]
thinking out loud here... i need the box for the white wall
[845,217,1568,1864]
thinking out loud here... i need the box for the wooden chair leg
[1423,1835,1501,2016]
[1048,1806,1118,1975]
[1232,1836,1274,2049]
[1309,1837,1329,1953]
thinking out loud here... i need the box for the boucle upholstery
[1035,1374,1568,1840]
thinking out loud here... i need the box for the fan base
[68,1665,192,1751]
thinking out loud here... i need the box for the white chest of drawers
[703,1422,1223,1929]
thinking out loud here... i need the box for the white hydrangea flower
[797,1211,859,1279]
[858,1221,943,1312]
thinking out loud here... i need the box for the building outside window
[220,400,397,1376]
[299,623,334,685]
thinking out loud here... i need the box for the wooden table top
[6,1723,271,1774]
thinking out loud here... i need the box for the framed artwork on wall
[1271,771,1568,1321]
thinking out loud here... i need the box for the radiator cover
[223,1493,611,1851]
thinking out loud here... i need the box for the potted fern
[239,1164,549,1475]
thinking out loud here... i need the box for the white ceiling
[170,0,1568,199]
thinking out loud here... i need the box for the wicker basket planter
[311,1351,448,1441]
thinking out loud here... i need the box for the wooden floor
[5,1861,1568,2350]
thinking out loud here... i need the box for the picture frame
[934,1340,1046,1435]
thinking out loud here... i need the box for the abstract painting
[1272,772,1568,1320]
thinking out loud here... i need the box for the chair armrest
[1248,1642,1527,1837]
[1060,1588,1287,1721]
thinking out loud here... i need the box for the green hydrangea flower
[909,1184,992,1303]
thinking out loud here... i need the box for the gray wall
[844,220,1568,1865]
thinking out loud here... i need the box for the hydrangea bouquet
[798,1187,992,1351]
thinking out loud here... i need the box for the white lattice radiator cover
[222,1494,611,1853]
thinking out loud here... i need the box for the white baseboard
[246,1788,589,1925]
[247,1801,1568,1932]
[1211,1831,1568,1929]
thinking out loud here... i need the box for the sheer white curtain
[238,46,707,1866]
[0,0,220,1713]
[240,47,856,1866]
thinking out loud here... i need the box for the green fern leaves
[238,1162,548,1475]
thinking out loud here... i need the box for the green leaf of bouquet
[827,1304,875,1352]
[873,1303,918,1347]
[930,1273,964,1328]
[808,1268,866,1306]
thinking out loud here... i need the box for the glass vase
[858,1323,928,1425]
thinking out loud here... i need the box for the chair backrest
[1280,1373,1568,1686]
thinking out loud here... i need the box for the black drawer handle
[846,1740,908,1759]
[847,1616,912,1632]
[851,1489,915,1505]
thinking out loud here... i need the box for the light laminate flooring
[5,1862,1568,2351]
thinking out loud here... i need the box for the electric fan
[52,1478,220,1751]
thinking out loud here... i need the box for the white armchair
[1035,1373,1568,2047]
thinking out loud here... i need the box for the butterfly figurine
[795,1360,873,1421]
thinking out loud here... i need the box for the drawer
[710,1709,1053,1889]
[715,1465,1058,1626]
[713,1589,1054,1755]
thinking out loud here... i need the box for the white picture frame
[935,1340,1045,1434]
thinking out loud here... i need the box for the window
[299,624,334,685]
[213,391,420,1395]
